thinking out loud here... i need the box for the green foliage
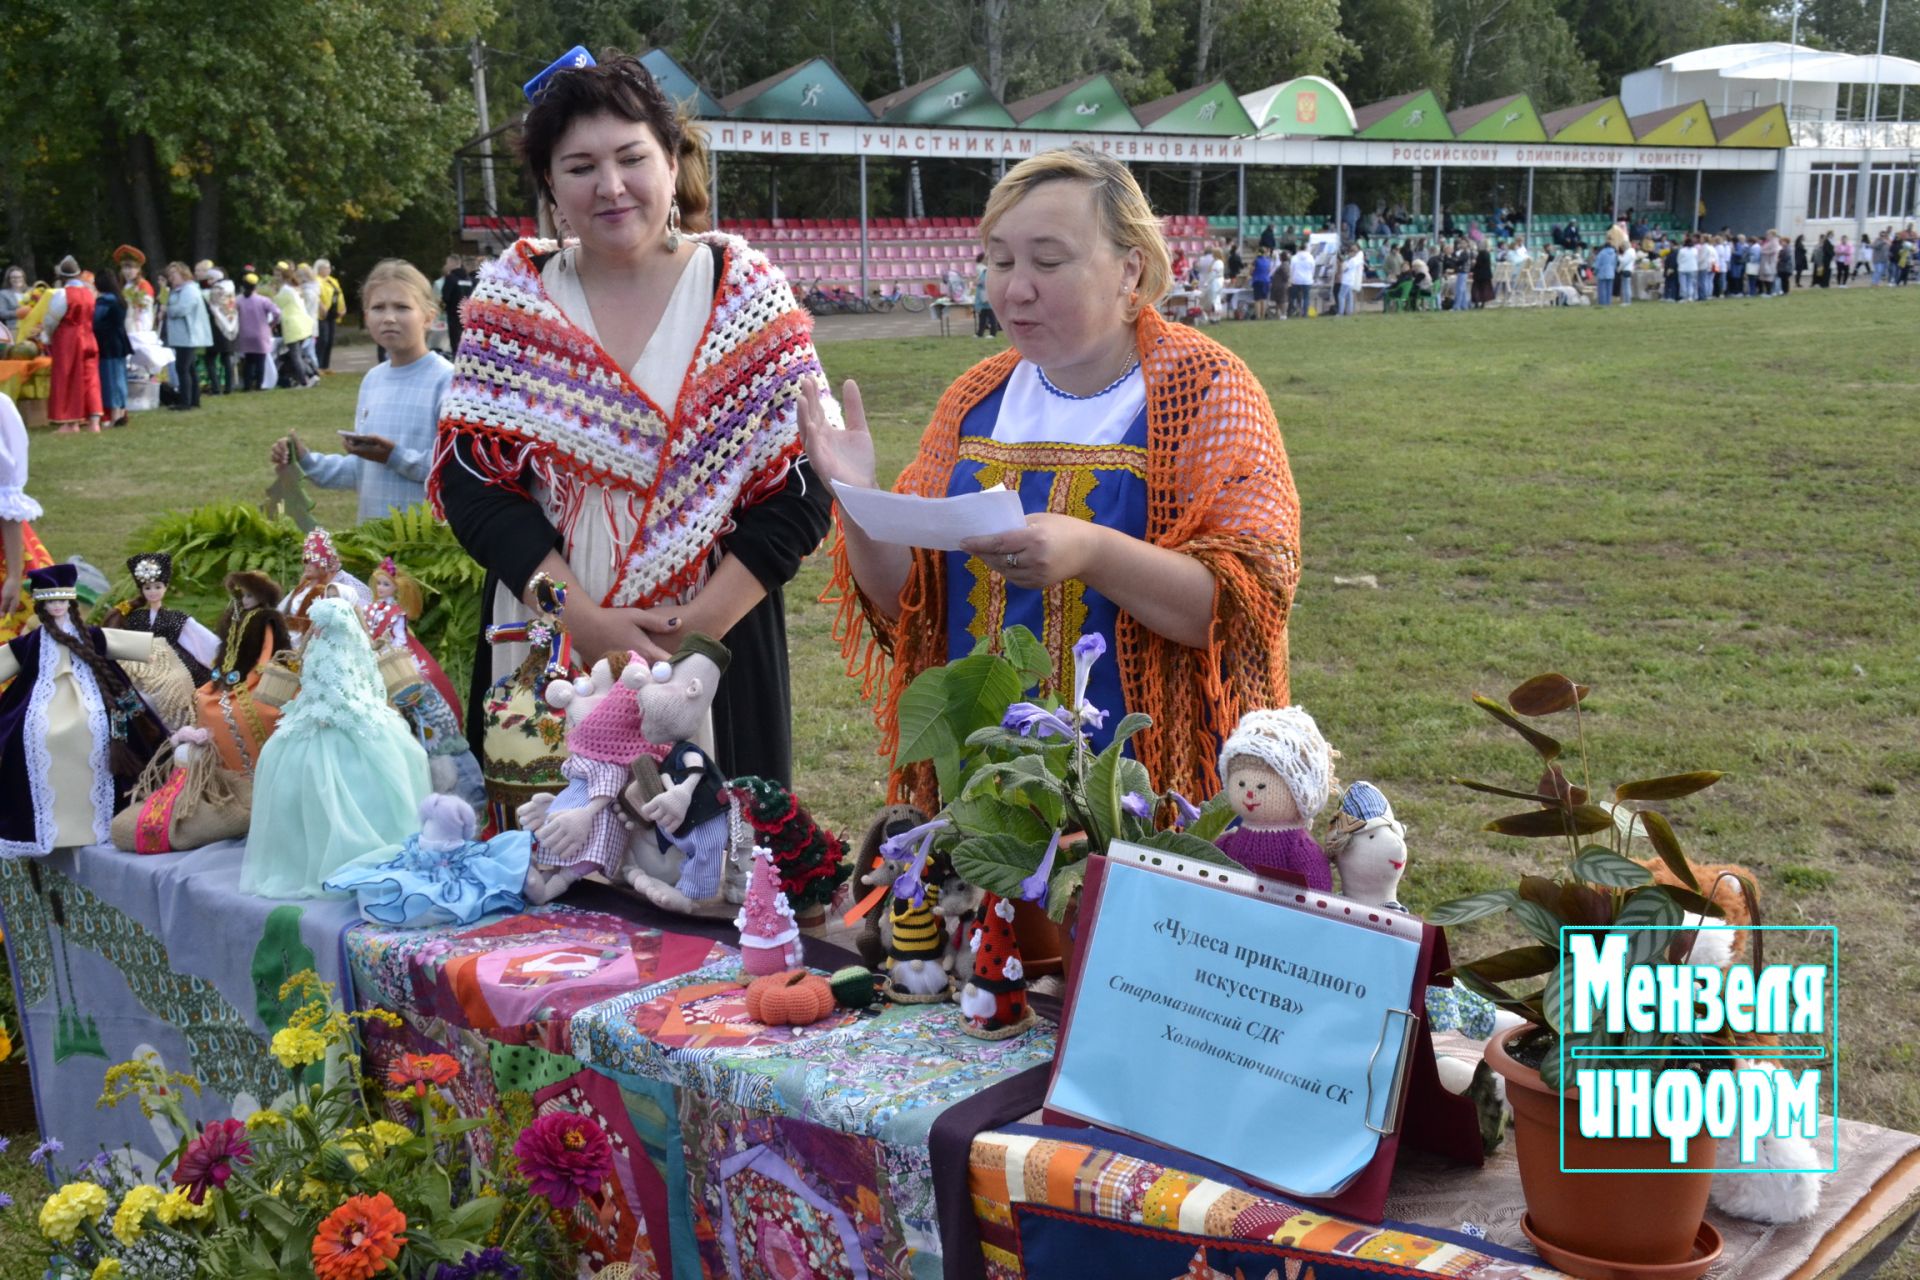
[1433,673,1757,1092]
[116,501,480,695]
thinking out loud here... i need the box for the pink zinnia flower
[173,1118,251,1203]
[513,1112,613,1210]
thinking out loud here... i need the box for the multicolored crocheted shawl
[828,307,1300,807]
[429,234,817,608]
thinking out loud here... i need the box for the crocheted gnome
[518,654,662,904]
[883,833,953,1004]
[735,845,804,976]
[1324,781,1409,911]
[1213,707,1339,891]
[958,893,1036,1040]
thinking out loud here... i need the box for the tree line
[2,0,1911,291]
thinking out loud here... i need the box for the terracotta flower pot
[1485,1026,1717,1277]
[1010,897,1064,979]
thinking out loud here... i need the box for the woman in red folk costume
[43,258,103,433]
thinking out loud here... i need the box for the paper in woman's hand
[830,480,1026,551]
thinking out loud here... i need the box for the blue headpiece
[523,46,595,103]
[1340,781,1392,823]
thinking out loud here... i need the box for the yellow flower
[370,1120,414,1151]
[112,1184,166,1245]
[39,1182,109,1244]
[153,1186,212,1225]
[93,1261,122,1280]
[0,1021,12,1063]
[245,1109,287,1132]
[271,1026,329,1069]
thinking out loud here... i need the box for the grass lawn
[15,287,1920,1275]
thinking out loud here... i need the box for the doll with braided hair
[0,564,165,855]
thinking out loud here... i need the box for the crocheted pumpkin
[745,970,835,1027]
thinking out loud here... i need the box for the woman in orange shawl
[804,147,1300,808]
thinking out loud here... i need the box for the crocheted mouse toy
[1323,781,1408,910]
[1213,707,1339,890]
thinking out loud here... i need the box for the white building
[1624,44,1919,240]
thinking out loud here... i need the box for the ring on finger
[1004,552,1020,570]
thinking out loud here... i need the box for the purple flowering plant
[894,626,1235,921]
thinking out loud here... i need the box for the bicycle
[868,284,931,313]
[801,284,869,317]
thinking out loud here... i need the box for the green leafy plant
[1430,673,1758,1091]
[896,626,1235,921]
[113,502,482,695]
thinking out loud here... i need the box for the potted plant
[1430,673,1755,1279]
[892,627,1234,970]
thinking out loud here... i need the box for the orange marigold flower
[385,1052,459,1097]
[312,1191,407,1280]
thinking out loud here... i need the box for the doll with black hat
[113,552,217,686]
[0,564,165,855]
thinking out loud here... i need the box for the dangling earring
[665,199,682,252]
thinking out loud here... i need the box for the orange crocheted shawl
[828,307,1300,810]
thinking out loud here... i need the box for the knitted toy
[851,804,932,969]
[620,635,748,914]
[958,893,1036,1039]
[1324,781,1408,910]
[728,774,847,919]
[880,823,953,1004]
[1213,707,1339,890]
[735,846,804,976]
[519,653,663,904]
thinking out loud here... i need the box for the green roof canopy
[640,48,723,120]
[720,57,873,123]
[1354,89,1453,140]
[1240,76,1356,137]
[1133,79,1257,135]
[868,66,1015,128]
[1006,73,1140,132]
[1630,101,1716,146]
[1446,94,1547,142]
[1712,103,1791,148]
[1542,96,1634,144]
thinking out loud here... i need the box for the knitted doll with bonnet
[1213,707,1339,891]
[1323,781,1408,911]
[517,654,666,904]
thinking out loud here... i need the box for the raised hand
[796,378,876,493]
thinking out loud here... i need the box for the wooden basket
[377,643,423,699]
[253,652,303,709]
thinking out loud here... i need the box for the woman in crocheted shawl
[807,147,1300,808]
[429,52,832,786]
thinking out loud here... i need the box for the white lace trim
[0,486,40,521]
[0,631,59,856]
[76,631,115,845]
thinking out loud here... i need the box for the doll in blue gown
[325,793,529,927]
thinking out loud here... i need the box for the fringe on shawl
[825,310,1299,811]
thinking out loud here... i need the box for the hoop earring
[665,200,683,252]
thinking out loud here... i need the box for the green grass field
[10,286,1920,1275]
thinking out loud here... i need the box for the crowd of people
[1152,208,1919,322]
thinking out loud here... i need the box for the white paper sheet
[830,480,1027,551]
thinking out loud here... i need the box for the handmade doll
[735,846,804,976]
[364,555,483,803]
[111,725,253,854]
[517,653,664,905]
[851,804,932,969]
[1323,781,1408,911]
[324,793,530,927]
[1213,707,1339,891]
[627,636,743,910]
[478,617,572,832]
[240,597,431,898]
[282,528,369,647]
[877,818,953,1004]
[958,893,1036,1039]
[194,570,291,774]
[0,564,164,856]
[115,552,217,686]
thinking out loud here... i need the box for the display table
[343,890,1056,1279]
[0,841,359,1171]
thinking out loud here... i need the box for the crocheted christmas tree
[957,893,1035,1039]
[729,775,847,912]
[734,845,802,977]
